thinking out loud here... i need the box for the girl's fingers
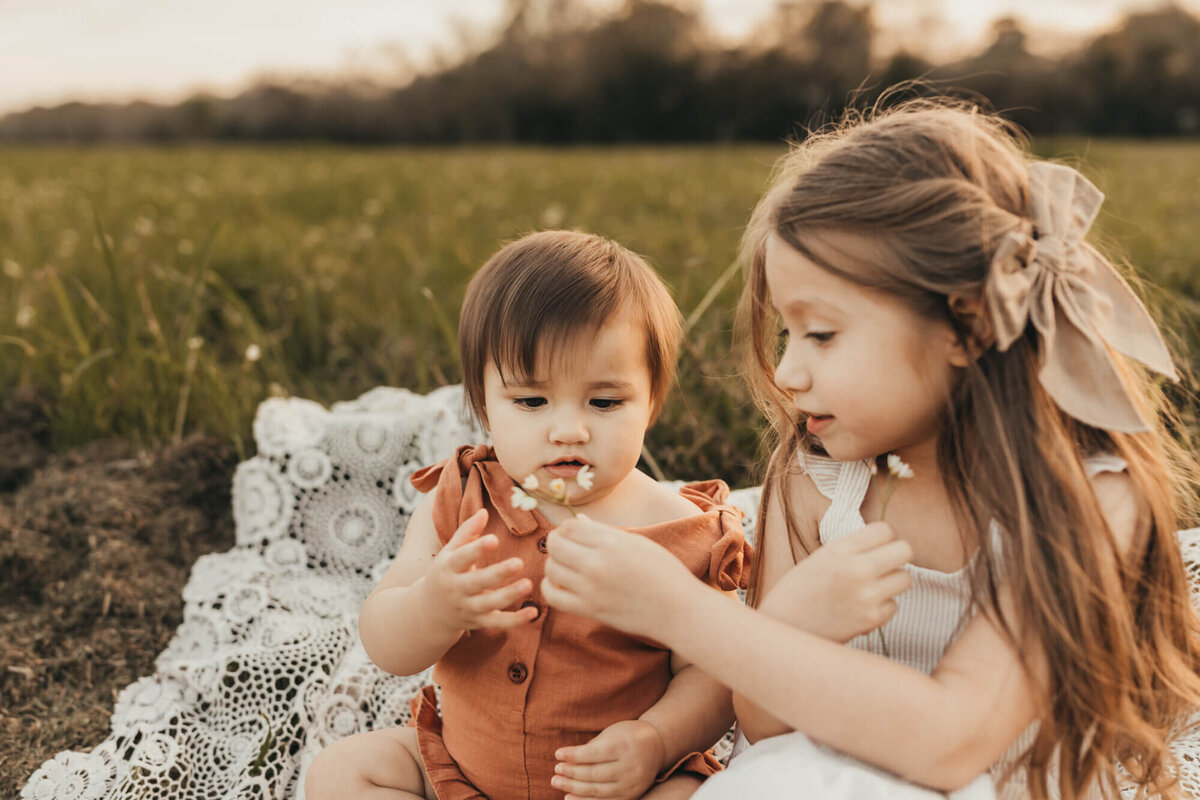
[541,576,581,613]
[876,568,912,600]
[844,522,895,552]
[866,539,914,574]
[545,528,594,567]
[543,556,586,593]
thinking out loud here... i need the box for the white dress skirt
[694,731,996,800]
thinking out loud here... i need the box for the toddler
[306,230,751,800]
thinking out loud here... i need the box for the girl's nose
[773,344,812,395]
[550,413,589,445]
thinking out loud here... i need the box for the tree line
[3,0,1199,143]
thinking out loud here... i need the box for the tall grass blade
[44,266,91,357]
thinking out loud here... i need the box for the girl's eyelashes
[514,397,547,409]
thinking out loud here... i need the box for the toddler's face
[483,308,654,512]
[765,232,965,464]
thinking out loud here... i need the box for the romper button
[537,536,548,553]
[507,661,529,684]
[520,600,541,620]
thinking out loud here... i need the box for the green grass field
[2,142,1199,487]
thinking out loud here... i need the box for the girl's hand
[760,522,912,643]
[541,516,695,641]
[421,509,538,633]
[552,719,664,800]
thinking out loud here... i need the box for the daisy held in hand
[511,466,595,516]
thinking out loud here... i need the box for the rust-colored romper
[408,444,751,800]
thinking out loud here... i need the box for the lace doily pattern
[20,386,1200,799]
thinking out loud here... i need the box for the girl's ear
[947,293,995,367]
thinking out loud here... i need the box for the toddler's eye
[590,398,623,411]
[805,330,835,344]
[515,397,546,409]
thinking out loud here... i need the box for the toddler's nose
[549,413,589,445]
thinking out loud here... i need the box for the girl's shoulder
[1083,455,1146,557]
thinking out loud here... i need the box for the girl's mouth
[806,415,834,435]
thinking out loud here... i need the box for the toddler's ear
[947,293,995,366]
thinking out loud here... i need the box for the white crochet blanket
[20,386,1200,799]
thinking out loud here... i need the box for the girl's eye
[515,397,546,409]
[805,330,835,344]
[590,398,623,411]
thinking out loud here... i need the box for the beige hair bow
[983,162,1177,433]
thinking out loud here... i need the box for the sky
[1,0,1196,115]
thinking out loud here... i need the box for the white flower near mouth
[522,474,540,491]
[548,477,567,496]
[886,454,914,480]
[511,486,538,511]
[576,464,594,491]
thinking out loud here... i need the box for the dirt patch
[0,388,238,795]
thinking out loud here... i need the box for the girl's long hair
[738,96,1200,799]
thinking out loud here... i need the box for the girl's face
[482,308,655,510]
[765,232,967,464]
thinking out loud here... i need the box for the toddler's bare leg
[642,774,703,799]
[305,726,434,799]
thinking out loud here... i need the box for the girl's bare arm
[558,470,1144,790]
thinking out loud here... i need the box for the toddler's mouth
[545,458,588,477]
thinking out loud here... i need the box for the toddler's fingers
[555,737,615,765]
[556,758,620,782]
[464,578,533,615]
[444,508,489,548]
[442,533,499,572]
[552,773,621,798]
[477,606,540,629]
[457,556,524,595]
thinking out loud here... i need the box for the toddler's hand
[541,516,694,641]
[552,719,664,800]
[760,522,912,643]
[422,509,537,633]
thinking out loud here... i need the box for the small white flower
[511,486,538,511]
[15,305,35,328]
[244,343,262,362]
[575,465,594,491]
[886,454,914,480]
[522,474,539,491]
[868,460,878,475]
[134,216,156,237]
[2,258,22,279]
[548,477,566,496]
[187,335,204,351]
